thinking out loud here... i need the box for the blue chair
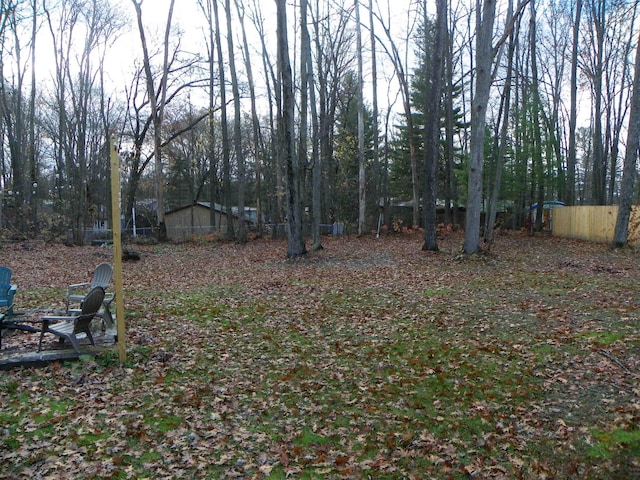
[0,266,18,349]
[0,266,17,319]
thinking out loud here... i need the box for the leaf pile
[1,233,639,479]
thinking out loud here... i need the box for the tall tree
[369,0,381,237]
[372,5,420,227]
[484,0,516,245]
[276,0,305,256]
[529,0,545,231]
[212,0,234,239]
[225,0,247,243]
[197,0,220,232]
[355,0,366,236]
[43,0,123,244]
[464,0,529,253]
[463,0,497,253]
[132,0,175,239]
[0,0,29,233]
[567,0,582,206]
[301,0,323,251]
[422,0,447,251]
[586,0,607,204]
[298,0,310,243]
[612,27,640,247]
[235,0,264,236]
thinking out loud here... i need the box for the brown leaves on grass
[1,233,639,479]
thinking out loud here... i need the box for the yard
[0,232,638,479]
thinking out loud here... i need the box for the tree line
[0,0,638,254]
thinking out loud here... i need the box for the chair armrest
[68,282,91,293]
[41,315,74,330]
[8,284,17,304]
[42,315,74,322]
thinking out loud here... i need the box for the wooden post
[110,138,127,363]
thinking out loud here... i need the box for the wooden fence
[552,205,640,246]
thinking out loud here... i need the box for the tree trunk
[277,0,306,257]
[355,0,366,236]
[529,0,545,232]
[132,0,175,240]
[374,9,419,227]
[303,0,323,251]
[422,0,446,251]
[212,0,234,240]
[590,0,606,205]
[612,28,640,247]
[484,0,516,246]
[464,0,496,253]
[567,0,582,206]
[298,0,309,242]
[225,0,246,243]
[198,0,219,232]
[236,0,264,236]
[369,0,381,237]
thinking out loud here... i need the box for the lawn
[0,232,638,479]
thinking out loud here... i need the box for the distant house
[164,202,258,242]
[164,202,227,241]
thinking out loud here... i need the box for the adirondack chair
[66,262,113,312]
[0,266,17,319]
[38,286,106,353]
[0,266,18,348]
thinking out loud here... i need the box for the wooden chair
[39,287,106,353]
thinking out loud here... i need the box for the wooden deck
[0,313,117,370]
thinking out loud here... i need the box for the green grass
[589,428,640,458]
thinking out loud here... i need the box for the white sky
[106,0,417,117]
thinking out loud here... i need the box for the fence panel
[553,206,640,246]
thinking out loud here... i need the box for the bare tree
[464,0,529,254]
[42,0,124,244]
[196,0,220,232]
[567,0,583,206]
[585,0,607,204]
[484,0,516,246]
[301,0,323,251]
[212,0,234,239]
[277,0,305,257]
[613,27,640,247]
[422,0,447,251]
[0,0,30,233]
[224,0,247,243]
[371,3,420,227]
[355,0,366,236]
[235,0,265,236]
[131,0,175,239]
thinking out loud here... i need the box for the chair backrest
[91,263,113,289]
[75,286,106,334]
[0,267,13,307]
[0,266,12,300]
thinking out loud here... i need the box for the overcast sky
[106,0,417,117]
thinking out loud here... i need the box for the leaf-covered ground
[1,232,639,479]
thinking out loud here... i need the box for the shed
[164,202,232,241]
[526,201,565,232]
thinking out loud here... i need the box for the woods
[0,0,639,252]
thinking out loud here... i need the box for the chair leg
[67,334,81,354]
[38,330,46,352]
[85,330,95,347]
